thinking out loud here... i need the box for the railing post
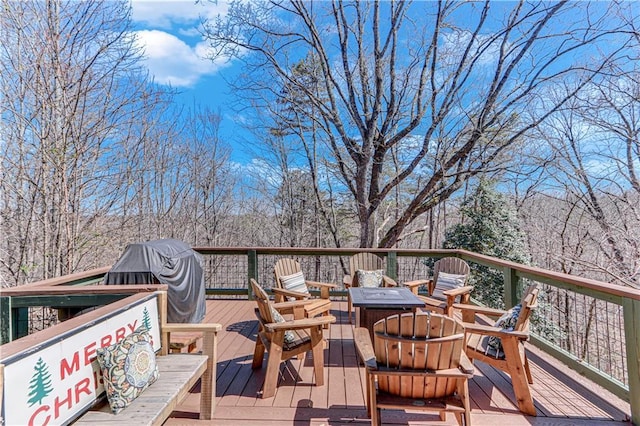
[623,296,640,425]
[386,251,397,281]
[503,266,519,308]
[0,296,11,344]
[12,306,29,340]
[247,249,258,300]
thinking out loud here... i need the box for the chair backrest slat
[432,257,471,285]
[350,253,383,275]
[349,253,385,287]
[515,284,540,332]
[372,312,465,399]
[250,278,275,324]
[274,259,302,287]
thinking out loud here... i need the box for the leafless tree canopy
[0,0,236,286]
[202,0,634,248]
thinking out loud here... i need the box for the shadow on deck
[166,299,631,425]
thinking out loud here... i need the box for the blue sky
[130,0,243,149]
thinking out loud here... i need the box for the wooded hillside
[1,0,638,291]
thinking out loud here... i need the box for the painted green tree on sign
[27,357,53,406]
[142,307,152,331]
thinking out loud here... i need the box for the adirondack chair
[454,284,539,416]
[343,253,398,323]
[273,258,337,302]
[404,257,474,316]
[354,312,474,426]
[250,279,336,398]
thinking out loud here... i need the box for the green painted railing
[1,247,638,424]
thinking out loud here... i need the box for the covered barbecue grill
[104,239,206,323]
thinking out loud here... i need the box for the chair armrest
[453,303,505,318]
[353,327,377,370]
[458,351,475,375]
[305,280,337,299]
[272,299,324,311]
[463,322,530,340]
[162,323,222,334]
[403,279,430,294]
[272,299,326,318]
[343,275,353,287]
[442,285,474,297]
[265,315,336,331]
[272,287,307,300]
[417,295,445,308]
[161,323,222,357]
[305,280,337,289]
[382,275,398,287]
[443,286,475,310]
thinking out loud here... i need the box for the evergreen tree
[443,179,530,308]
[27,357,53,406]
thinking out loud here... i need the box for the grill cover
[104,239,206,323]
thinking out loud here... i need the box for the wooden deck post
[247,249,258,300]
[13,306,28,341]
[386,251,397,281]
[503,266,520,308]
[623,296,640,426]
[0,297,11,344]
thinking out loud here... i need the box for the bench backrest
[0,292,163,425]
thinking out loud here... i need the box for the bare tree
[202,0,632,248]
[0,0,172,285]
[182,105,239,247]
[527,78,640,288]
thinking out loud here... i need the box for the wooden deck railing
[1,247,638,424]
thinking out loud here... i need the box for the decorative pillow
[279,271,310,300]
[487,304,522,352]
[269,306,296,344]
[356,269,384,288]
[432,272,467,300]
[96,327,159,414]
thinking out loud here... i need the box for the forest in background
[1,0,639,292]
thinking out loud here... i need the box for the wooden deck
[166,299,631,425]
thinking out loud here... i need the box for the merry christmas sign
[0,293,160,426]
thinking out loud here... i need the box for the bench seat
[74,353,207,425]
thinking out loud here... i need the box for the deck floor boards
[167,299,631,425]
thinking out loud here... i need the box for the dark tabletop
[348,286,425,309]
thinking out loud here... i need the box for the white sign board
[1,294,160,426]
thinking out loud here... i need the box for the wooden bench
[74,353,208,425]
[0,289,221,426]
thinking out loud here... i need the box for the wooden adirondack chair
[250,279,336,398]
[343,253,398,323]
[273,258,337,302]
[454,284,539,416]
[354,312,474,426]
[405,257,474,316]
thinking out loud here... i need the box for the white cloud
[135,30,229,87]
[130,1,232,87]
[130,0,228,29]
